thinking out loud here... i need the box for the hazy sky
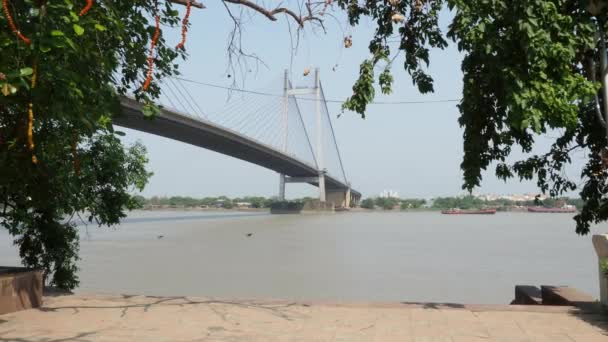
[120,2,587,199]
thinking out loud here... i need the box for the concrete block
[0,267,43,315]
[592,234,608,306]
[541,285,595,311]
[512,285,542,305]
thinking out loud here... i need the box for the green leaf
[19,67,33,77]
[70,11,79,22]
[73,24,85,36]
[94,24,107,31]
[142,103,160,118]
[64,37,77,51]
[51,30,65,36]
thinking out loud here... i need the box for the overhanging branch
[222,0,322,27]
[169,0,205,9]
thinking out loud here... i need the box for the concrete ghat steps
[513,284,599,313]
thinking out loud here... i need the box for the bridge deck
[117,98,360,197]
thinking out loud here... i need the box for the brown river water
[0,210,604,304]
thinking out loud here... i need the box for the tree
[332,1,608,234]
[360,198,375,209]
[0,0,194,289]
[375,197,400,210]
[447,0,601,234]
[401,199,426,209]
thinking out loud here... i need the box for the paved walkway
[1,294,608,341]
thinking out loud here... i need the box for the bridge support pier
[278,174,286,201]
[325,188,356,209]
[318,170,326,203]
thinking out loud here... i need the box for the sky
[119,1,588,200]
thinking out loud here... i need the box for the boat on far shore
[441,208,497,215]
[527,206,577,213]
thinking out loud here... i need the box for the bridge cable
[289,80,318,168]
[251,101,284,149]
[246,100,278,139]
[175,76,460,105]
[218,94,269,132]
[321,84,348,184]
[172,77,208,119]
[237,99,277,135]
[159,80,181,113]
[284,93,320,168]
[166,77,202,120]
[163,79,191,115]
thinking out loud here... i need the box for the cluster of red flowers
[142,15,161,91]
[2,0,31,44]
[175,0,192,50]
[79,0,93,16]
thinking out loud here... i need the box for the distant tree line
[360,197,427,210]
[358,196,585,211]
[132,196,317,209]
[430,196,584,210]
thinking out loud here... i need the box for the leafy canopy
[0,0,185,289]
[338,0,608,234]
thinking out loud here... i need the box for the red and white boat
[441,208,496,215]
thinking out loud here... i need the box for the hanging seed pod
[27,64,38,164]
[344,35,352,48]
[176,1,193,49]
[27,103,37,164]
[79,0,94,16]
[602,148,608,169]
[143,15,161,91]
[391,13,405,23]
[2,0,31,44]
[414,0,424,12]
[389,0,399,6]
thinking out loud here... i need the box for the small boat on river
[441,208,497,215]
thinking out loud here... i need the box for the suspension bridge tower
[277,68,354,206]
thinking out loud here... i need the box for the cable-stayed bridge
[115,69,361,208]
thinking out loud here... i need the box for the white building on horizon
[379,190,399,198]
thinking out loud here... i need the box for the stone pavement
[1,294,608,341]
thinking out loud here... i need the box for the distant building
[379,190,399,198]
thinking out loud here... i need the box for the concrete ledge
[541,285,597,312]
[512,285,542,305]
[0,267,43,315]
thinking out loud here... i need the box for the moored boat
[441,208,496,215]
[527,206,576,213]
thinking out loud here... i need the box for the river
[0,210,604,304]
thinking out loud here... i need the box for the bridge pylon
[279,68,328,202]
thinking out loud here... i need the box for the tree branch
[169,0,205,9]
[222,0,322,27]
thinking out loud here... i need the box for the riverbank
[1,293,607,341]
[141,206,269,212]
